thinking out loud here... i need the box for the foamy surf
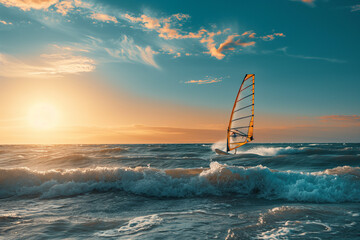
[1,143,359,239]
[211,141,300,156]
[95,214,163,237]
[1,163,359,202]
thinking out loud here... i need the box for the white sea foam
[0,163,359,202]
[211,140,300,156]
[118,214,162,234]
[95,214,162,237]
[257,227,292,239]
[238,146,298,156]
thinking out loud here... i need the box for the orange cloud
[319,115,360,124]
[124,13,206,40]
[124,14,160,29]
[0,0,59,11]
[292,0,315,6]
[261,33,285,41]
[185,77,222,84]
[90,12,118,23]
[52,44,89,52]
[158,24,207,40]
[123,12,283,60]
[0,20,12,24]
[104,36,159,69]
[55,0,73,16]
[0,51,96,78]
[38,53,96,75]
[242,31,256,38]
[201,33,255,60]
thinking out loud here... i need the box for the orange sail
[226,74,255,152]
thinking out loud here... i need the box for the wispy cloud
[0,20,12,25]
[36,53,96,75]
[351,4,360,12]
[0,50,95,78]
[0,1,286,62]
[55,0,74,16]
[124,13,205,40]
[160,45,184,58]
[0,0,59,10]
[124,14,161,29]
[261,33,285,41]
[105,36,159,69]
[124,12,283,60]
[319,115,360,124]
[201,32,256,59]
[90,12,118,23]
[52,44,89,53]
[185,76,224,84]
[277,47,345,63]
[291,0,315,7]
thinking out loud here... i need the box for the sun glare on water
[27,103,59,130]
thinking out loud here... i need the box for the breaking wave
[95,147,127,154]
[211,141,300,156]
[0,163,359,202]
[237,146,299,156]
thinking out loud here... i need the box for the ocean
[0,143,359,239]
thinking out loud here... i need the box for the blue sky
[0,0,359,143]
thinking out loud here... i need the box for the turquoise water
[0,143,359,239]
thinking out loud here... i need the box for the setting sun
[27,103,59,130]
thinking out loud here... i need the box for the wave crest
[0,163,359,202]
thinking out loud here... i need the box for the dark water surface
[0,143,359,239]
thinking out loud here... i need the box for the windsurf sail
[226,74,255,152]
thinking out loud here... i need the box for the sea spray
[1,163,359,202]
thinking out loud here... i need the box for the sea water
[0,143,359,239]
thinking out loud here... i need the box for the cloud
[300,0,315,3]
[20,124,225,144]
[0,2,286,62]
[201,32,255,60]
[292,0,315,6]
[0,0,59,11]
[55,0,73,16]
[158,23,206,40]
[124,14,160,29]
[124,13,267,60]
[0,20,12,25]
[261,33,285,41]
[0,53,39,78]
[185,76,223,84]
[37,53,96,75]
[105,36,159,69]
[0,0,107,19]
[319,115,360,124]
[276,47,345,63]
[0,51,95,78]
[351,4,360,12]
[160,45,183,58]
[52,44,89,52]
[124,13,206,40]
[90,12,118,23]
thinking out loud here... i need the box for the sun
[27,103,59,130]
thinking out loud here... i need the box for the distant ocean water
[0,143,359,239]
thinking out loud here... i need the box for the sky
[0,0,359,144]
